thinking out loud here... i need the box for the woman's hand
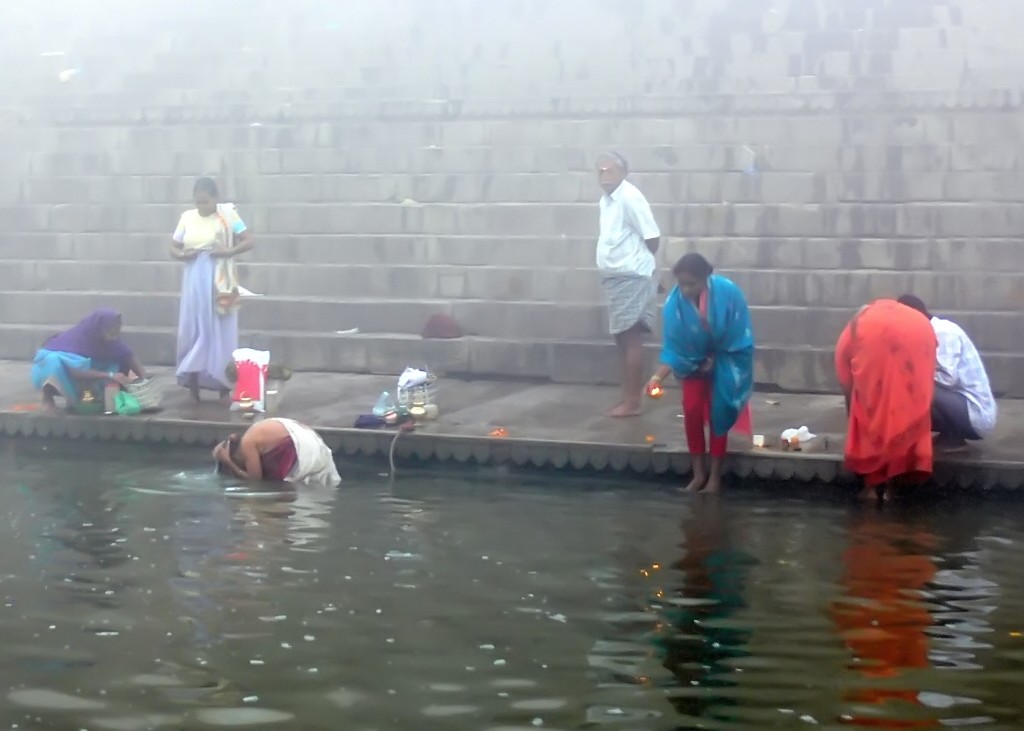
[172,247,199,261]
[212,440,229,462]
[699,356,715,374]
[108,373,132,386]
[210,246,233,258]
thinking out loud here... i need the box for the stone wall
[1,0,1022,393]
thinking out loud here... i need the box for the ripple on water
[9,688,106,710]
[510,698,568,711]
[195,708,295,726]
[421,704,479,717]
[91,714,181,730]
[491,679,538,689]
[325,687,366,708]
[130,673,186,687]
[428,683,467,692]
[586,705,662,723]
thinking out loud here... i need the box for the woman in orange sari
[835,299,937,499]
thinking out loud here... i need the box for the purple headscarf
[44,309,134,370]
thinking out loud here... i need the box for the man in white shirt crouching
[898,295,997,451]
[595,152,661,418]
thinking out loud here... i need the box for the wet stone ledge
[1,411,1020,491]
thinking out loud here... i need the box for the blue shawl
[660,274,754,436]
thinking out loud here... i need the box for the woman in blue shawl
[647,254,754,493]
[31,309,148,410]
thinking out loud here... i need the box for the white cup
[752,434,765,448]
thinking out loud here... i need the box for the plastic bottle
[372,391,396,417]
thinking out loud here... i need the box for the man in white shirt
[897,295,997,450]
[595,152,661,418]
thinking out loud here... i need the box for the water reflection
[168,484,234,649]
[659,497,755,720]
[832,510,940,727]
[168,479,339,650]
[39,480,136,610]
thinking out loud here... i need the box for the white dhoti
[279,418,342,488]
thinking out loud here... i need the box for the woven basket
[125,378,162,411]
[396,370,437,408]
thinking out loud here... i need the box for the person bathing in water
[212,418,341,487]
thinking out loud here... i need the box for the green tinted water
[0,440,1021,729]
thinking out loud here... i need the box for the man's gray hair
[597,151,629,174]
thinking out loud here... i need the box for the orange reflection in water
[831,516,939,729]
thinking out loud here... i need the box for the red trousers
[682,378,728,458]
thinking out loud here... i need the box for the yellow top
[172,204,247,251]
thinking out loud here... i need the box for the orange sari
[835,300,936,486]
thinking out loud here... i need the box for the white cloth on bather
[278,418,342,487]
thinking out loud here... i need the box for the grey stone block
[0,205,48,232]
[365,334,470,376]
[752,307,852,348]
[466,338,552,379]
[950,145,1018,172]
[548,341,622,385]
[450,301,605,340]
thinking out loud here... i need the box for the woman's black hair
[671,252,714,280]
[194,176,219,197]
[216,435,243,475]
[897,294,932,320]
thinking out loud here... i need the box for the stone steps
[4,322,1022,397]
[7,143,1019,178]
[7,84,1022,119]
[2,233,1021,273]
[3,288,1019,355]
[10,170,1024,206]
[3,261,1024,314]
[5,117,1023,151]
[3,201,1024,239]
[0,233,604,267]
[3,0,1022,397]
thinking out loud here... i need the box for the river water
[0,440,1021,729]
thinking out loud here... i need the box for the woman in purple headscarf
[31,309,148,410]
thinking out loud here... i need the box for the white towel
[279,419,342,488]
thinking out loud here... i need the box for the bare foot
[218,389,232,407]
[606,401,642,418]
[40,397,58,413]
[684,473,708,492]
[858,485,882,501]
[702,476,722,494]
